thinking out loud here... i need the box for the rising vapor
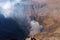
[0,0,45,39]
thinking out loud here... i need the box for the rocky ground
[26,0,60,40]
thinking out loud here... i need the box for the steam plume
[0,0,44,39]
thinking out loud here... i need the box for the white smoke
[0,0,22,18]
[0,0,31,37]
[30,20,43,37]
[0,0,44,38]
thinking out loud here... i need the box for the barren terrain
[27,0,60,40]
